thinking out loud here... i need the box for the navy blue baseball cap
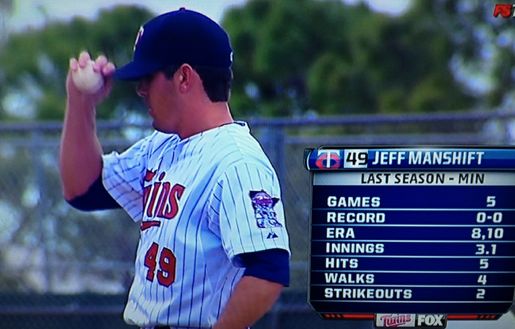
[115,8,233,80]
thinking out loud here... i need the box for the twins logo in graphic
[376,314,415,327]
[375,314,446,328]
[315,150,342,169]
[249,190,282,229]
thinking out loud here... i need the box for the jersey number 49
[144,242,176,287]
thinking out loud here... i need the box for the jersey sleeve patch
[249,190,283,229]
[209,163,290,259]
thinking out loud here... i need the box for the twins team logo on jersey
[249,190,282,229]
[141,169,186,231]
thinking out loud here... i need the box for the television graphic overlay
[305,147,515,328]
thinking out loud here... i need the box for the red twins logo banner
[375,314,447,328]
[375,314,416,328]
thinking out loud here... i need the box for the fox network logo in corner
[493,3,515,18]
[375,314,447,328]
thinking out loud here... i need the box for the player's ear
[176,64,193,93]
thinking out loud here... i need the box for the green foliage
[0,140,139,292]
[223,0,477,116]
[0,0,512,120]
[428,0,515,108]
[0,5,153,120]
[308,53,377,114]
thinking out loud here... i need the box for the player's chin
[152,121,175,134]
[151,120,163,132]
[147,109,162,131]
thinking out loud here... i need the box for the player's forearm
[59,97,103,200]
[213,276,283,329]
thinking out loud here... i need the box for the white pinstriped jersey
[102,122,290,328]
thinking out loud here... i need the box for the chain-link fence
[0,110,514,328]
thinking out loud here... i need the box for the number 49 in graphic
[344,149,368,168]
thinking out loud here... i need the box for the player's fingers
[93,55,116,77]
[102,62,116,76]
[94,55,108,71]
[78,51,91,67]
[69,58,78,71]
[66,58,81,93]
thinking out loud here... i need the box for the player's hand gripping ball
[71,60,104,94]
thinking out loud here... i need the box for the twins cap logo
[249,190,282,229]
[133,26,144,51]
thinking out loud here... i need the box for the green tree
[428,0,515,109]
[0,5,152,291]
[2,1,500,120]
[365,1,474,114]
[0,143,140,292]
[0,5,153,120]
[223,0,475,116]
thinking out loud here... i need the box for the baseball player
[60,8,290,329]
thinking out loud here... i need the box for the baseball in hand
[71,60,104,94]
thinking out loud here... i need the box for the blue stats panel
[307,147,515,316]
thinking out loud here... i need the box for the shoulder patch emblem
[249,190,282,229]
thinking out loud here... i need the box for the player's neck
[177,102,233,139]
